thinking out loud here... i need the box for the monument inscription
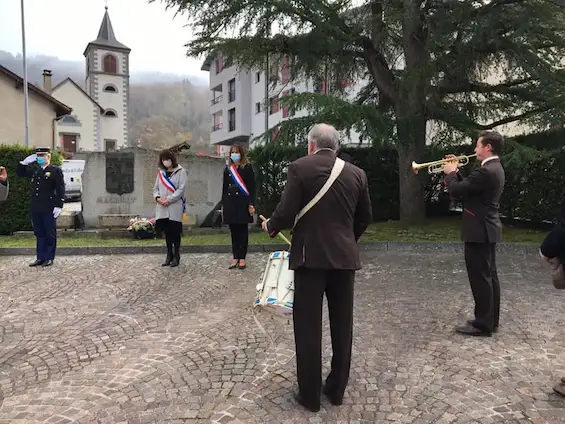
[106,152,134,195]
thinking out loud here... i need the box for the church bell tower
[84,6,131,150]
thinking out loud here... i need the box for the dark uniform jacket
[266,150,372,270]
[16,164,65,213]
[0,180,7,202]
[221,163,256,225]
[444,157,505,243]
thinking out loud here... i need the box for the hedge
[248,140,565,226]
[0,145,63,235]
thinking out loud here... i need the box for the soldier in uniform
[16,147,65,267]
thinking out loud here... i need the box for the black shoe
[162,251,173,266]
[293,393,320,413]
[455,323,491,337]
[41,260,54,267]
[29,259,44,267]
[229,260,239,269]
[322,385,342,406]
[467,319,498,333]
[170,248,179,267]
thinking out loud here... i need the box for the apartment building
[201,53,368,155]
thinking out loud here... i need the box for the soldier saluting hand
[16,147,65,267]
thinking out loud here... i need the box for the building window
[228,108,236,132]
[211,84,222,105]
[212,111,223,131]
[282,90,290,118]
[104,109,117,117]
[215,54,223,74]
[281,55,290,83]
[103,54,118,74]
[269,97,279,115]
[105,139,117,152]
[103,84,118,93]
[289,88,296,116]
[255,72,260,83]
[255,102,262,114]
[269,61,279,81]
[228,78,235,103]
[314,77,326,93]
[59,115,81,125]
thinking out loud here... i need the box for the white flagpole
[20,0,30,147]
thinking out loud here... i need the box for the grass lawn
[0,217,547,248]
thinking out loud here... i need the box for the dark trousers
[293,267,355,408]
[31,211,57,261]
[540,225,565,264]
[160,219,182,257]
[229,223,249,259]
[464,242,500,333]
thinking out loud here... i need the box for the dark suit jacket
[444,157,505,243]
[267,150,372,270]
[222,163,256,224]
[16,163,65,213]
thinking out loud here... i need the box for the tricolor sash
[158,170,186,212]
[229,164,250,196]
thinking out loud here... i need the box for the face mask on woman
[230,153,241,163]
[162,160,172,168]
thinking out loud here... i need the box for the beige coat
[152,165,188,222]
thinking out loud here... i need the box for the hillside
[0,50,215,153]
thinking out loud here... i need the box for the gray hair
[307,123,340,151]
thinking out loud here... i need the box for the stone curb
[0,242,541,256]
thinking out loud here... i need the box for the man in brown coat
[262,123,372,412]
[443,130,505,337]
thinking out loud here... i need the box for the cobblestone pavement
[1,250,565,423]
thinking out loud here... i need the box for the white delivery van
[61,159,85,201]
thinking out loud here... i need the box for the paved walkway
[0,250,564,423]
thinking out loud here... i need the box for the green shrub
[248,141,564,226]
[0,144,63,235]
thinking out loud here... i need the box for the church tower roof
[84,6,131,55]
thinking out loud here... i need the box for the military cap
[35,147,51,154]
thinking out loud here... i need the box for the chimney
[42,69,52,94]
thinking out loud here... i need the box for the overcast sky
[0,0,208,78]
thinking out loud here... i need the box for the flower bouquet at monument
[127,217,156,239]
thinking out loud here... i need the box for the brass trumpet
[412,154,477,174]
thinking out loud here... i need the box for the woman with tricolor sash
[152,149,188,267]
[221,144,256,269]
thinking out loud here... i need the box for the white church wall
[97,72,128,149]
[52,82,97,151]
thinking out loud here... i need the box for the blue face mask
[37,157,46,165]
[231,153,241,163]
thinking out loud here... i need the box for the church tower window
[103,54,117,74]
[104,109,117,117]
[103,84,118,93]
